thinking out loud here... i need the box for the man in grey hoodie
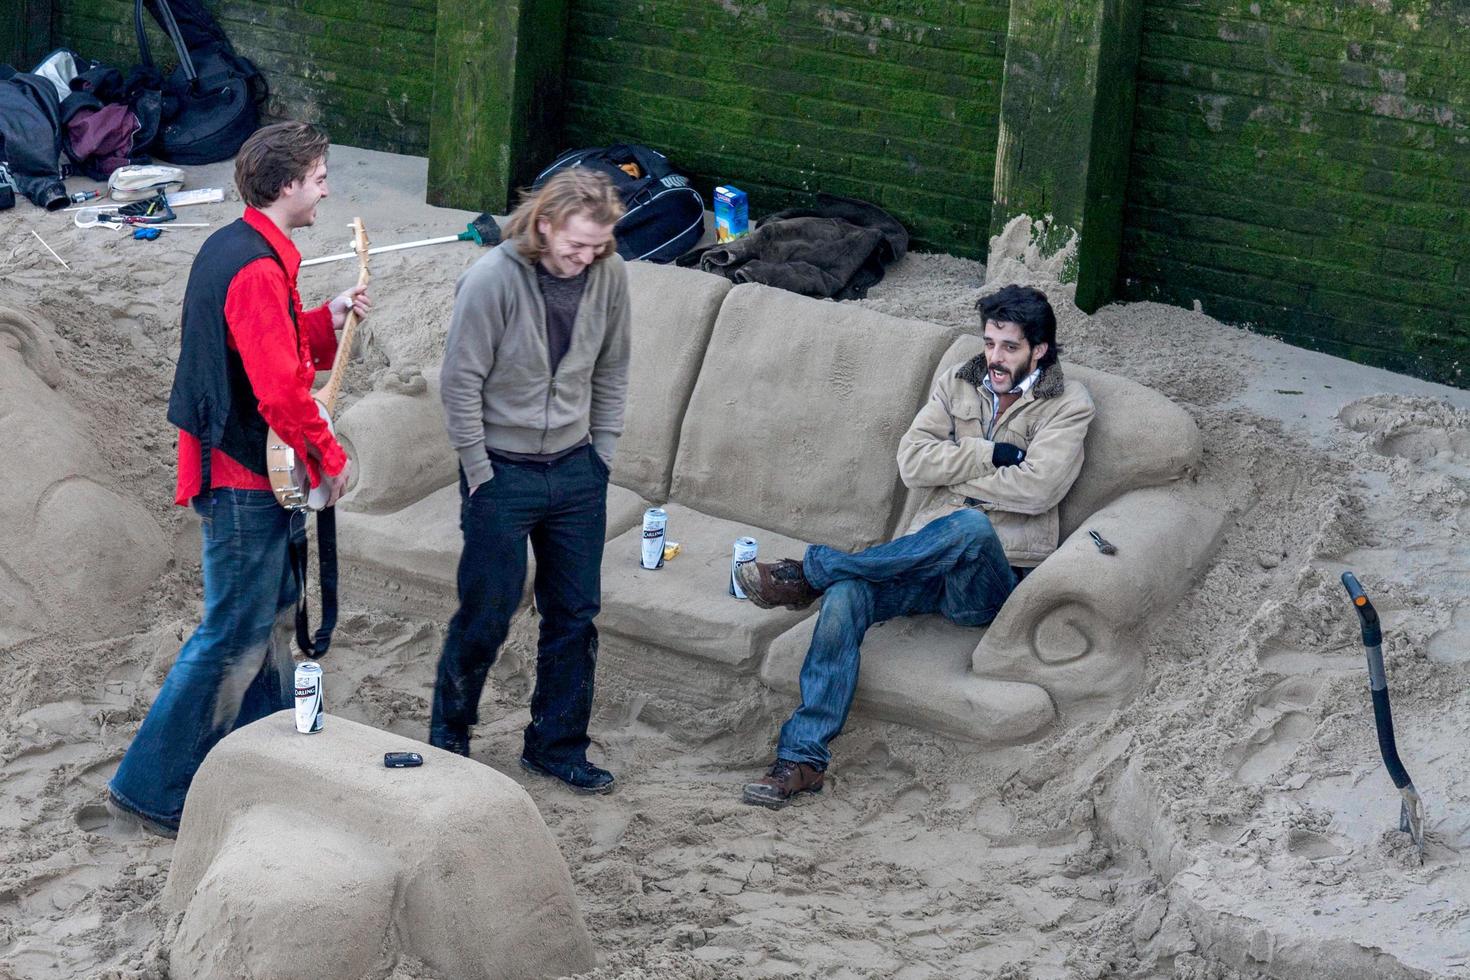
[432,169,631,793]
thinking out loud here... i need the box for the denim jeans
[109,489,298,829]
[431,444,608,764]
[776,509,1017,770]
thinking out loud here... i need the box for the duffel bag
[134,0,267,164]
[533,143,704,264]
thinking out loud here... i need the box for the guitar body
[266,400,334,511]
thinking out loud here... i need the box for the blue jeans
[431,445,608,764]
[109,489,298,829]
[776,509,1017,770]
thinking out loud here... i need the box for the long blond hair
[504,168,625,262]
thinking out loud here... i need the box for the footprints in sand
[1340,394,1470,474]
[1226,677,1322,786]
[1427,603,1470,665]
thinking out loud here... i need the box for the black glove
[992,442,1027,468]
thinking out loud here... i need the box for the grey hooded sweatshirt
[440,240,631,488]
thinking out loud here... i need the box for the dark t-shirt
[536,261,588,376]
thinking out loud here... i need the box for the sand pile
[0,147,1467,979]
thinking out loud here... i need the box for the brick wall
[53,0,435,154]
[562,0,1011,257]
[1121,0,1470,384]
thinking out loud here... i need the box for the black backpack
[533,144,704,264]
[133,0,266,164]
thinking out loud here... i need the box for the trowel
[1340,571,1425,864]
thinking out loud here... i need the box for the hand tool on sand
[73,207,209,231]
[300,213,500,268]
[1341,571,1425,863]
[1088,529,1117,555]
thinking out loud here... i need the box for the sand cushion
[162,711,595,980]
[669,283,957,552]
[597,503,817,670]
[338,481,650,614]
[762,613,1055,743]
[613,263,731,502]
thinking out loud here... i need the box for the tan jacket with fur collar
[897,354,1095,567]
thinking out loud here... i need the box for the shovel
[1341,571,1426,863]
[301,212,501,268]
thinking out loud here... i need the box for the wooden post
[991,0,1143,312]
[426,0,569,214]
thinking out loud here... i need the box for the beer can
[730,536,759,598]
[294,661,324,734]
[641,508,668,570]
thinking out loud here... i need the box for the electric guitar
[266,217,371,510]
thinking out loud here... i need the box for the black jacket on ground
[679,193,909,301]
[0,69,67,210]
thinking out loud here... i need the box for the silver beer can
[294,661,324,734]
[730,536,759,598]
[641,508,668,570]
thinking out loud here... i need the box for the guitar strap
[289,506,339,658]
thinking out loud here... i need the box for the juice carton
[714,185,748,243]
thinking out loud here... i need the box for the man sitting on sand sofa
[736,285,1095,808]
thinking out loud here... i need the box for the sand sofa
[336,264,1223,742]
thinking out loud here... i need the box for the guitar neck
[316,241,371,414]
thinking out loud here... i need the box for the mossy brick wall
[52,0,435,154]
[562,0,1011,257]
[1121,0,1470,384]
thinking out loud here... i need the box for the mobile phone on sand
[384,751,423,768]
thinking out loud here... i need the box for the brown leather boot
[735,558,822,610]
[741,759,824,809]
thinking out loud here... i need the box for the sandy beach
[1,145,1467,979]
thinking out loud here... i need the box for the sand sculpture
[0,304,168,647]
[334,264,1226,741]
[162,711,596,980]
[5,158,1466,976]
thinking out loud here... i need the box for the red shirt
[174,207,346,505]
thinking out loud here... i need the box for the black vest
[167,218,298,484]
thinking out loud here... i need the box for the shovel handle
[1341,572,1381,646]
[1343,571,1415,795]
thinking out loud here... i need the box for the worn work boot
[520,754,616,795]
[736,558,822,611]
[741,759,824,809]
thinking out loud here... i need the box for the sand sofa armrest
[972,483,1227,720]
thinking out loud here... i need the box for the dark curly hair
[976,284,1061,369]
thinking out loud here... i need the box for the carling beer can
[294,661,324,734]
[730,536,759,598]
[641,508,668,570]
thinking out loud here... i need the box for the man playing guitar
[107,121,369,837]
